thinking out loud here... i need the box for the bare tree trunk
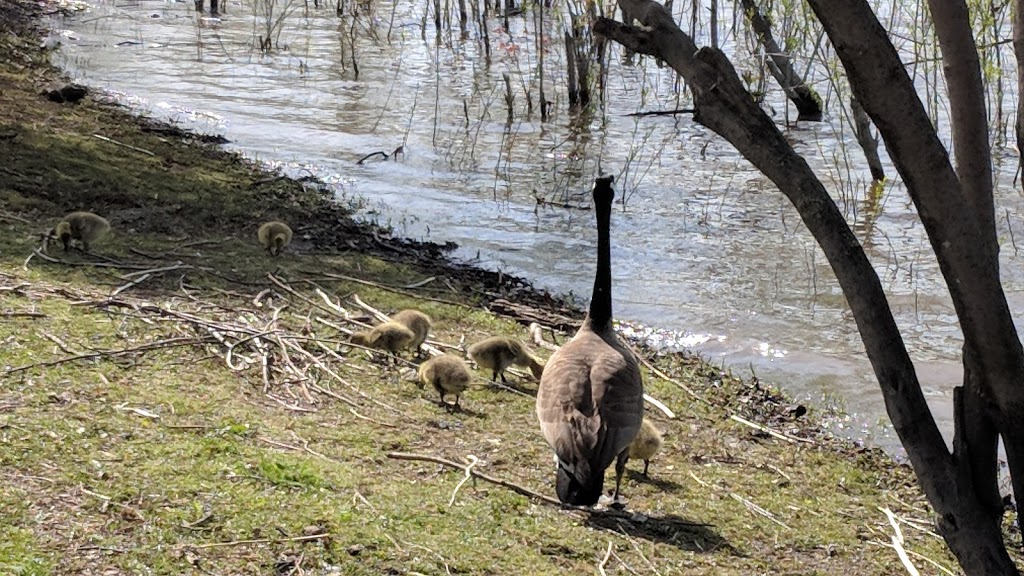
[457,0,467,34]
[710,0,718,48]
[594,0,1021,572]
[738,0,822,121]
[850,97,884,182]
[928,0,996,261]
[1015,0,1024,179]
[565,31,579,107]
[538,1,548,121]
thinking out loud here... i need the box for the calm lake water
[49,0,1024,454]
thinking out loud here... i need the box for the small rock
[301,524,326,537]
[787,404,807,418]
[346,544,364,556]
[44,83,88,104]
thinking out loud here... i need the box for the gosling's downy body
[48,211,110,252]
[535,176,644,506]
[468,336,545,383]
[350,321,416,359]
[418,354,472,408]
[257,221,293,256]
[390,309,432,354]
[627,419,663,477]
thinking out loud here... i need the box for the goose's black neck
[587,176,615,332]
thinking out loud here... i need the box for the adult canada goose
[48,211,110,252]
[390,309,432,355]
[535,175,643,506]
[257,221,293,256]
[350,321,415,360]
[468,336,545,383]
[627,419,663,477]
[418,354,472,409]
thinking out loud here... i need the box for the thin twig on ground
[182,533,331,550]
[6,336,214,374]
[597,541,614,576]
[730,414,814,445]
[447,455,480,507]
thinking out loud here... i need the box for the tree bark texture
[738,0,822,121]
[595,0,1022,572]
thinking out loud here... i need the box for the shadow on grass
[626,469,686,492]
[584,509,738,554]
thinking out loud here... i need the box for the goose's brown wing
[588,344,643,470]
[536,341,600,476]
[536,333,643,479]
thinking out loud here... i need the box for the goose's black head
[593,175,615,207]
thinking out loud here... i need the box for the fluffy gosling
[390,309,432,355]
[257,221,293,256]
[48,211,110,252]
[627,419,664,477]
[468,336,545,383]
[418,354,472,409]
[350,321,416,360]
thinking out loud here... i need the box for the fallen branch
[2,311,47,319]
[92,133,155,156]
[528,322,561,351]
[447,455,479,507]
[729,414,814,445]
[311,271,471,308]
[597,541,614,576]
[385,451,710,529]
[642,393,675,419]
[630,345,711,406]
[182,533,331,550]
[625,108,695,117]
[28,248,157,270]
[387,451,564,506]
[5,336,214,374]
[729,492,790,530]
[111,273,152,297]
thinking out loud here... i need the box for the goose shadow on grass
[626,469,686,492]
[583,509,738,554]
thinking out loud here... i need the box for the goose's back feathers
[536,329,643,500]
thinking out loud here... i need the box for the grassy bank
[0,0,1006,573]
